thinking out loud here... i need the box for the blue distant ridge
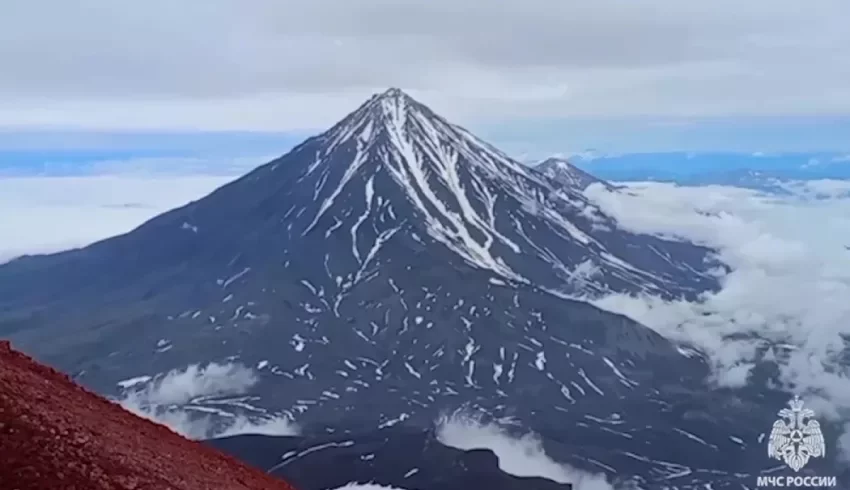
[568,151,850,182]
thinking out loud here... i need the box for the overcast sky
[1,1,849,132]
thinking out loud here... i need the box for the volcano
[0,89,795,489]
[533,157,614,191]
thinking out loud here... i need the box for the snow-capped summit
[255,88,719,297]
[534,157,614,191]
[0,89,792,489]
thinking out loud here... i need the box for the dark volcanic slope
[209,428,573,490]
[0,89,716,361]
[0,89,787,488]
[0,341,297,490]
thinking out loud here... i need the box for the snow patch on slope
[300,89,708,298]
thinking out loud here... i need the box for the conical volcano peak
[322,86,458,153]
[314,86,549,191]
[361,87,428,123]
[356,87,420,117]
[376,87,410,100]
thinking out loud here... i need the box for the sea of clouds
[2,174,850,485]
[0,175,233,263]
[583,180,850,462]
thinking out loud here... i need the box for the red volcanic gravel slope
[0,340,298,490]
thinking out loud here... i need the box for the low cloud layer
[123,362,258,406]
[583,181,850,422]
[436,412,613,489]
[118,361,299,440]
[0,175,231,263]
[328,411,614,490]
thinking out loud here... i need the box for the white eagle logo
[767,395,826,472]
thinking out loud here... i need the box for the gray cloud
[0,1,848,130]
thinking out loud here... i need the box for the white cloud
[0,1,848,130]
[118,361,299,440]
[123,362,258,406]
[436,412,614,489]
[0,175,233,263]
[839,424,850,466]
[778,179,850,199]
[582,182,850,426]
[213,416,300,439]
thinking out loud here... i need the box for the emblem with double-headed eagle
[767,395,826,471]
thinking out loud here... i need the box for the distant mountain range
[557,151,850,187]
[1,89,841,489]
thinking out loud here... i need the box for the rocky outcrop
[0,340,297,490]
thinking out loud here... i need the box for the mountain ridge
[0,89,792,489]
[0,89,720,306]
[533,157,614,191]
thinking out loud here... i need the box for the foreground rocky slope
[0,340,296,490]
